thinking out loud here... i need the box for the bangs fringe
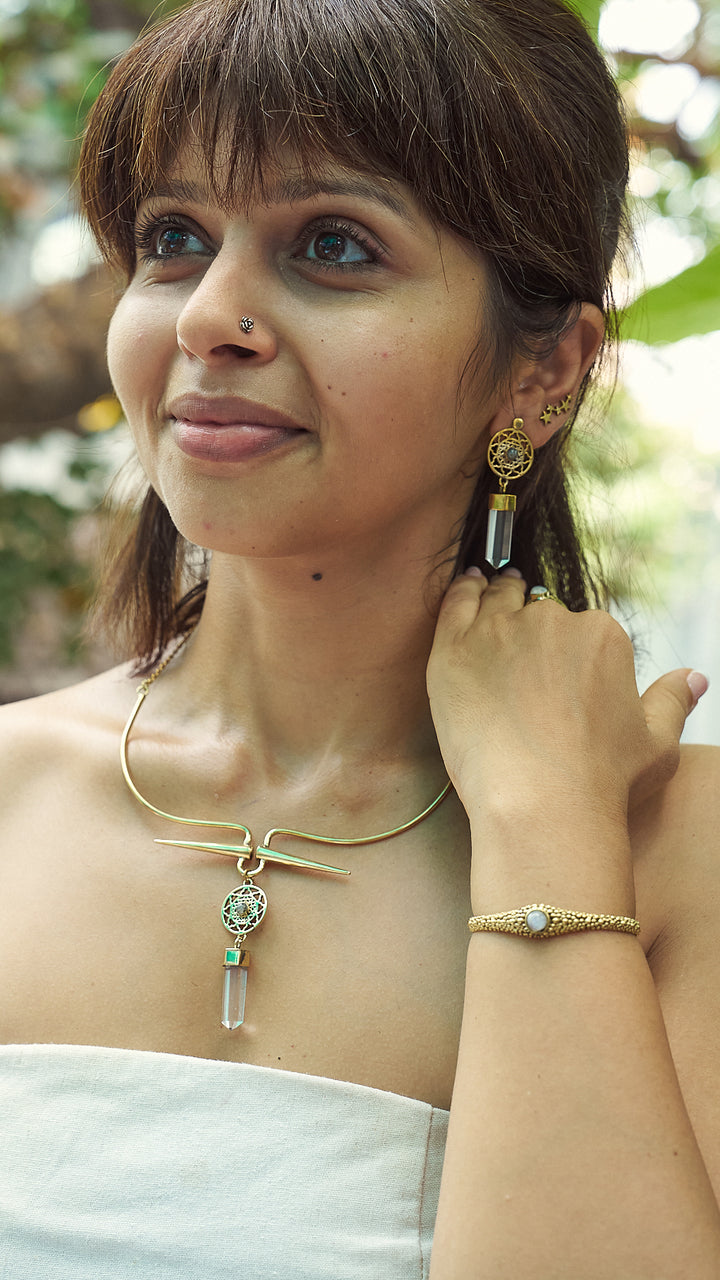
[80,0,623,307]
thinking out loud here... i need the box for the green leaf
[568,0,603,37]
[622,244,720,345]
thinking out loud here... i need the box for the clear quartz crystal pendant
[485,493,517,569]
[222,947,250,1030]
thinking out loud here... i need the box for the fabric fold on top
[0,1044,448,1280]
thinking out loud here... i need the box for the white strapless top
[0,1044,448,1279]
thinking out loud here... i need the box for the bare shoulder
[0,665,137,807]
[632,743,720,892]
[658,741,720,822]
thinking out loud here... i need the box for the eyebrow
[140,173,415,225]
[264,174,415,224]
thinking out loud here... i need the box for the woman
[1,0,719,1274]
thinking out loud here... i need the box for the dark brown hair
[80,0,629,668]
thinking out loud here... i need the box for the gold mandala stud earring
[485,418,534,569]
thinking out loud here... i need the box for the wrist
[467,791,635,919]
[460,760,629,830]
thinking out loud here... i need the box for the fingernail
[687,671,709,709]
[463,566,487,580]
[501,567,524,578]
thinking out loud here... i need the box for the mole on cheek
[311,572,323,581]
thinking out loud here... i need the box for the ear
[486,303,605,448]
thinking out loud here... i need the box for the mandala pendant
[220,881,268,1030]
[222,882,268,934]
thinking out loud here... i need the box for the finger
[475,568,527,617]
[436,568,489,638]
[641,668,709,747]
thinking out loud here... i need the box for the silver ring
[528,585,556,603]
[239,316,254,334]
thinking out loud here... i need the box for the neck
[170,544,449,778]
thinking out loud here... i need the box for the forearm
[431,812,720,1278]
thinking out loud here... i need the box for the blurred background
[0,0,718,739]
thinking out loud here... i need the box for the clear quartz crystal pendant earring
[485,418,534,569]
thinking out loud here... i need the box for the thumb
[641,668,709,746]
[631,670,709,809]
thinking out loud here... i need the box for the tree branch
[0,266,117,445]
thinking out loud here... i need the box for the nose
[175,251,278,366]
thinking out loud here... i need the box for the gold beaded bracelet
[468,904,640,939]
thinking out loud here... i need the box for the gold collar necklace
[120,632,452,1030]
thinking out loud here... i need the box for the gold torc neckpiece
[120,633,452,1030]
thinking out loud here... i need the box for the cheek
[106,292,175,406]
[106,297,171,489]
[318,319,452,408]
[339,322,480,436]
[106,307,126,397]
[107,298,145,406]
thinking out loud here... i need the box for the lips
[167,394,308,463]
[168,395,306,431]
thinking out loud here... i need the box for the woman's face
[107,145,499,565]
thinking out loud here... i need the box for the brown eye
[303,228,372,265]
[134,215,211,263]
[156,228,188,255]
[155,227,207,257]
[313,233,347,261]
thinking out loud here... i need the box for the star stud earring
[540,393,573,426]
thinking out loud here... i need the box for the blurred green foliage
[574,0,604,34]
[0,0,176,227]
[572,389,718,605]
[625,241,720,341]
[0,487,91,665]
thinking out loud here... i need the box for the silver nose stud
[239,316,254,334]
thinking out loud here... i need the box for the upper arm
[639,745,720,1197]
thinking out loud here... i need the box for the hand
[427,569,704,822]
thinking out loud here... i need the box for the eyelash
[133,212,385,272]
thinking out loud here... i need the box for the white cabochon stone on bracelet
[468,904,641,939]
